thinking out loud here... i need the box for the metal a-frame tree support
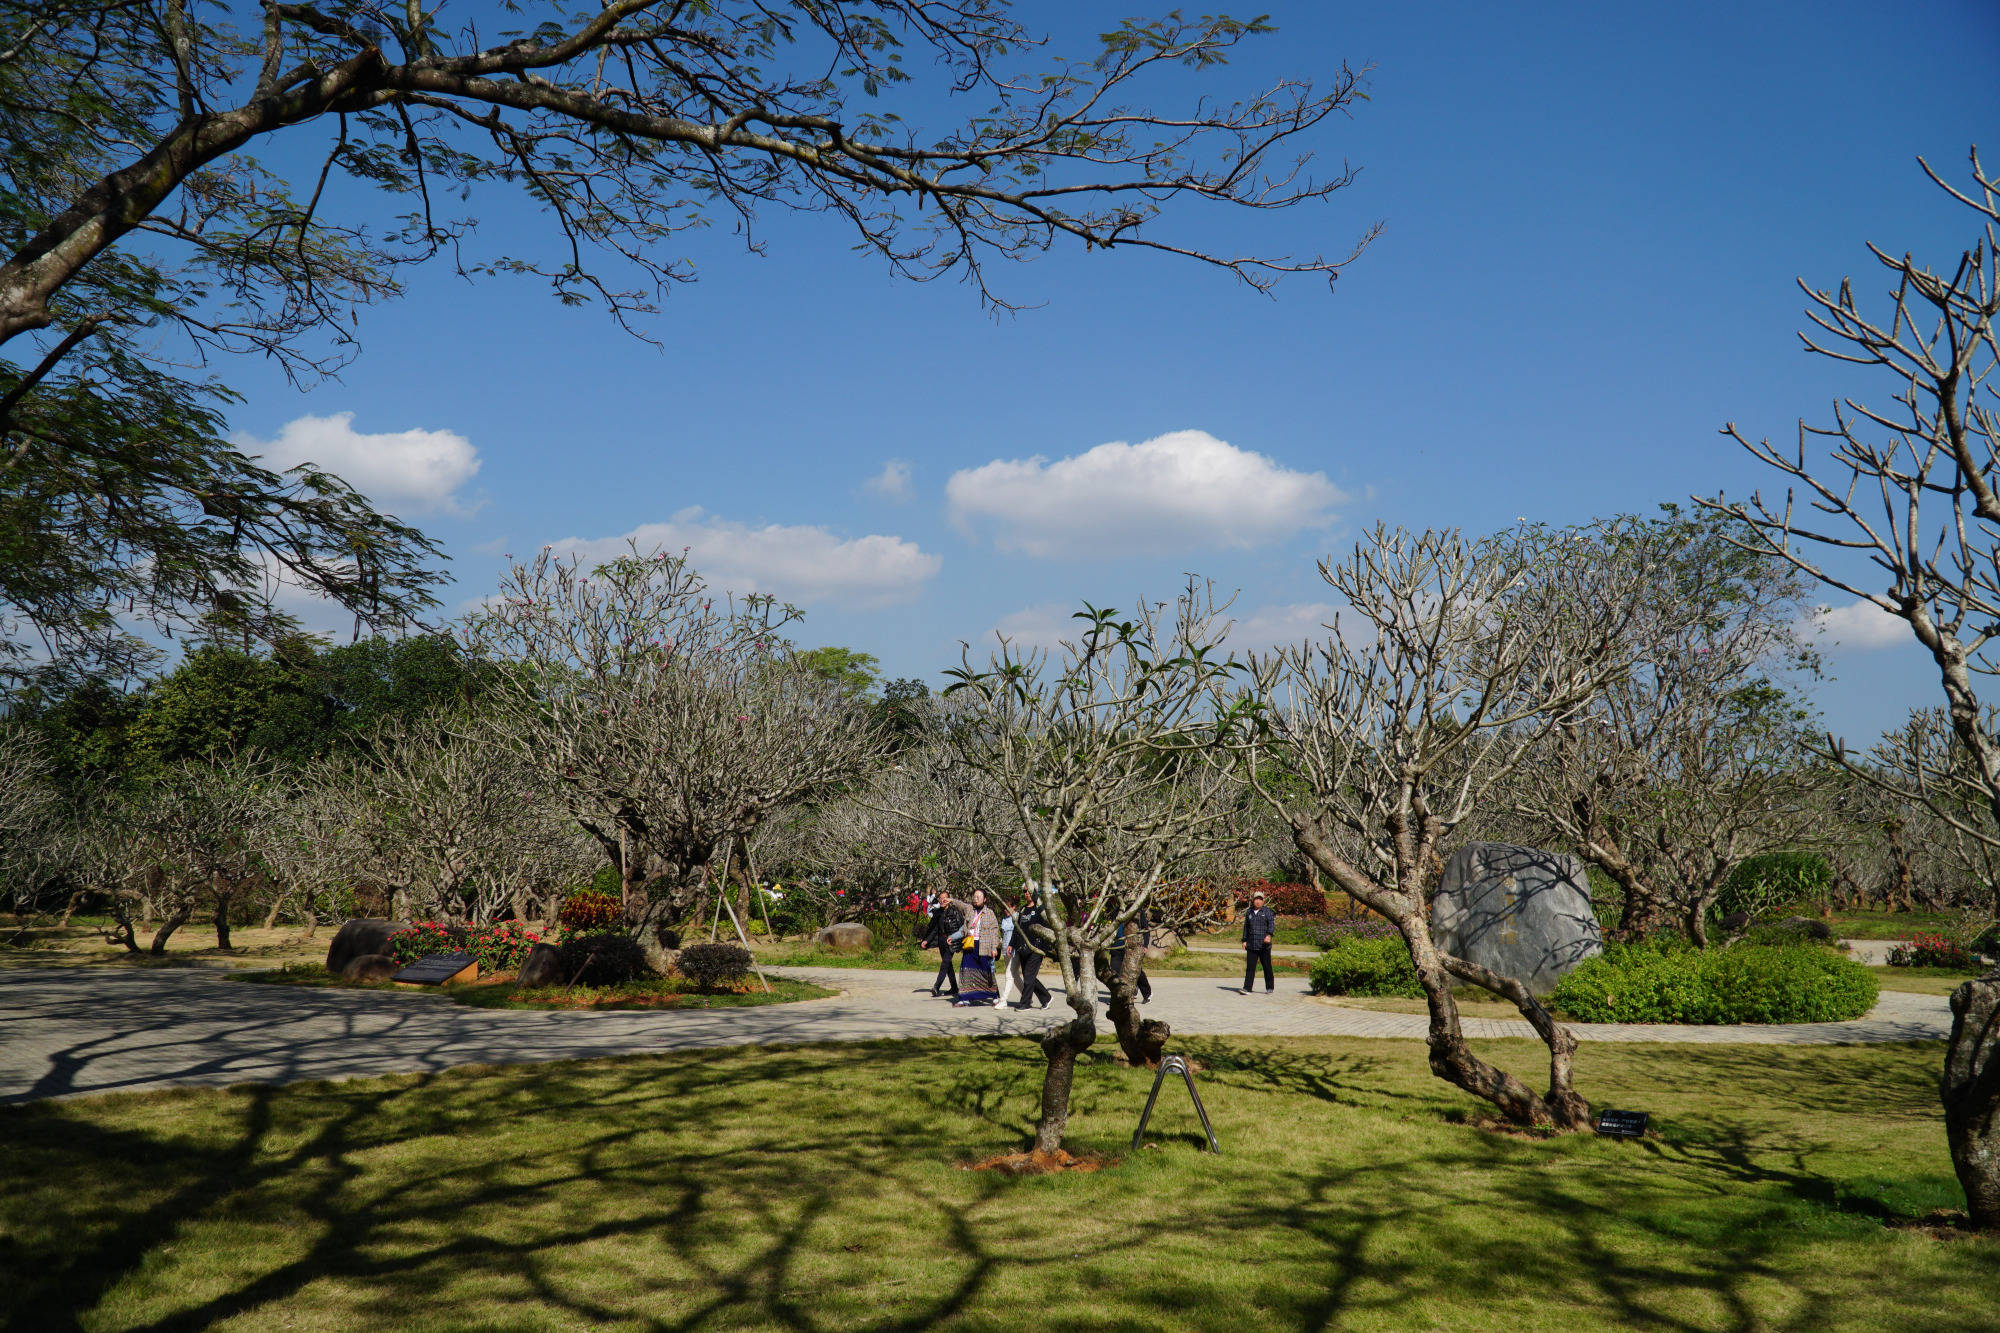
[1132,1053,1220,1153]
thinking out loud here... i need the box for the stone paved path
[0,963,1951,1107]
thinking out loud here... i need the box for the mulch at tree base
[960,1148,1113,1175]
[1886,1210,1986,1240]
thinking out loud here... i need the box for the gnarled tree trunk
[1102,943,1169,1068]
[1945,973,2000,1229]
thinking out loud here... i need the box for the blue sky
[221,0,1997,745]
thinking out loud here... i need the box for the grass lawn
[1824,908,1964,940]
[240,963,835,1011]
[2,915,329,969]
[1869,965,1988,996]
[0,1036,1988,1331]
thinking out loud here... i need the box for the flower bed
[1886,931,1977,971]
[386,921,546,973]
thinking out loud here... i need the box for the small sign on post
[391,952,478,986]
[1595,1108,1649,1139]
[1132,1054,1221,1154]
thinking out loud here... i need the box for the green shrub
[1737,919,1837,949]
[1309,936,1420,997]
[553,933,647,987]
[1549,942,1877,1024]
[1719,852,1832,916]
[676,941,753,991]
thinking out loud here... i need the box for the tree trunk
[1034,1015,1097,1154]
[1293,822,1587,1130]
[213,878,234,950]
[1102,942,1169,1068]
[261,894,286,931]
[1945,973,2000,1229]
[148,905,194,954]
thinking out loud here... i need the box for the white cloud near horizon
[945,429,1345,558]
[864,459,914,501]
[236,412,482,517]
[553,507,941,608]
[1811,600,1909,650]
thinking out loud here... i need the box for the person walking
[952,889,1003,1006]
[1241,890,1277,994]
[1007,889,1053,1010]
[923,890,963,997]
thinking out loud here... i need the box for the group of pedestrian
[915,886,1054,1009]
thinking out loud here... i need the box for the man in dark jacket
[1007,893,1053,1009]
[922,890,963,997]
[1241,891,1277,994]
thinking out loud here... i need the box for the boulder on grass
[815,922,874,953]
[515,942,566,989]
[326,918,406,974]
[341,953,401,983]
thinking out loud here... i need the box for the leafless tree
[82,755,272,953]
[464,544,885,940]
[0,727,64,930]
[1231,524,1656,1130]
[901,584,1248,1153]
[1698,150,2000,1227]
[1868,708,2000,921]
[1507,512,1828,943]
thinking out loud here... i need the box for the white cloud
[989,601,1077,649]
[236,411,481,516]
[1811,600,1908,650]
[1228,602,1346,651]
[945,429,1344,558]
[554,508,940,608]
[864,459,914,501]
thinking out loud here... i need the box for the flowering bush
[1887,931,1976,970]
[559,888,623,933]
[1232,879,1328,918]
[387,921,545,972]
[468,921,545,972]
[386,922,468,964]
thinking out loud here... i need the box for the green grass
[239,964,833,1010]
[1870,965,1987,996]
[0,1037,1988,1331]
[1824,908,1963,940]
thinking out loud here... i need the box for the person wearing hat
[1241,890,1277,994]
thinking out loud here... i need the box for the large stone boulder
[515,942,566,989]
[815,922,874,953]
[341,953,401,983]
[326,918,406,975]
[1431,843,1602,996]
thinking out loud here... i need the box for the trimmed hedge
[1308,936,1421,997]
[1549,943,1877,1024]
[554,933,648,987]
[677,942,753,991]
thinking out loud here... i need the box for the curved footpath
[0,962,1953,1107]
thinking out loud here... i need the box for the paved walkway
[0,962,1953,1107]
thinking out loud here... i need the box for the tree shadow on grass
[2,1039,1994,1333]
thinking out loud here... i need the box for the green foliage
[1308,936,1422,997]
[386,922,469,965]
[1720,851,1833,917]
[1550,942,1878,1024]
[794,646,881,701]
[675,941,754,991]
[554,933,648,987]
